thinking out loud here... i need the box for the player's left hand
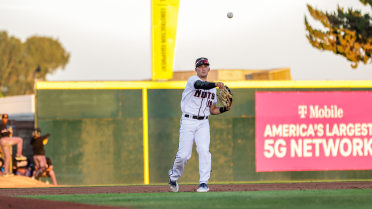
[218,85,233,109]
[215,82,225,89]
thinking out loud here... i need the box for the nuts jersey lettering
[181,75,217,117]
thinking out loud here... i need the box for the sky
[0,0,371,81]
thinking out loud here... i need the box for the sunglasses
[196,60,209,67]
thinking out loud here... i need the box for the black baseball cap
[2,114,8,119]
[195,57,209,68]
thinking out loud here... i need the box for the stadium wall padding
[37,90,144,185]
[36,82,372,185]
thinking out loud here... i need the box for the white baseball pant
[169,115,211,184]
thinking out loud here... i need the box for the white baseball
[227,12,233,18]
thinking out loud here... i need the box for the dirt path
[2,181,372,196]
[2,178,372,209]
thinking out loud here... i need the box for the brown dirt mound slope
[0,175,56,188]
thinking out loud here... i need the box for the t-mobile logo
[298,105,307,118]
[298,105,344,119]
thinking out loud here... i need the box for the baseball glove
[218,86,233,108]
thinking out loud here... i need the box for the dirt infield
[2,181,372,209]
[3,181,372,196]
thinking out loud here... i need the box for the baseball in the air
[227,12,233,18]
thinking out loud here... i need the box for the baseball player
[31,128,50,180]
[0,113,27,175]
[169,57,231,192]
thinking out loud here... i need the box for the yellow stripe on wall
[142,88,150,184]
[225,80,372,88]
[36,80,372,90]
[36,81,187,89]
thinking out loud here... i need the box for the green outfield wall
[36,81,372,185]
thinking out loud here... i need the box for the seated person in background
[0,114,27,176]
[31,128,50,179]
[41,157,58,185]
[35,157,58,185]
[15,159,31,177]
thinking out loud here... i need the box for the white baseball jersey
[181,75,217,117]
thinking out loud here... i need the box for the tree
[0,31,70,96]
[305,0,372,68]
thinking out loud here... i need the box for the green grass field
[25,189,372,209]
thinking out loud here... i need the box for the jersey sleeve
[187,76,201,90]
[194,80,216,90]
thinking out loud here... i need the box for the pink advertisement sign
[255,91,372,172]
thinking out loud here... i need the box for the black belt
[184,114,208,120]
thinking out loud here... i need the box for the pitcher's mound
[0,175,55,188]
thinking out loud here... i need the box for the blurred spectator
[0,158,4,174]
[0,113,27,176]
[33,157,58,185]
[43,157,58,185]
[15,159,31,177]
[31,128,50,180]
